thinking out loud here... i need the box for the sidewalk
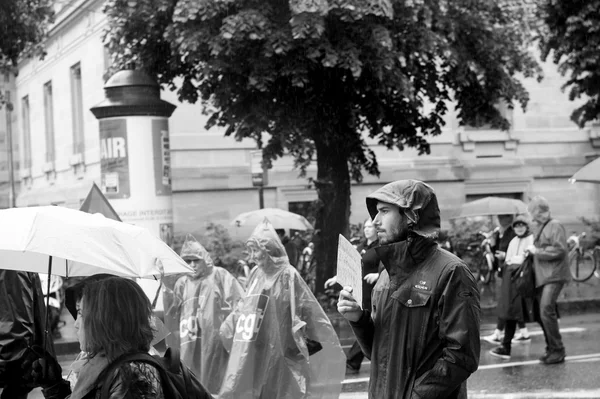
[53,275,600,356]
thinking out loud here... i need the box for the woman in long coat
[489,215,534,359]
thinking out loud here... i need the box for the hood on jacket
[246,218,289,273]
[512,214,531,237]
[180,234,214,278]
[180,234,214,265]
[366,179,440,239]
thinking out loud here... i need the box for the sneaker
[512,334,531,344]
[539,352,549,363]
[483,333,502,344]
[345,365,360,375]
[543,351,566,365]
[489,347,511,360]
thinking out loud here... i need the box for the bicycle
[465,231,496,285]
[567,232,599,282]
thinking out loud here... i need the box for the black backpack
[96,348,213,399]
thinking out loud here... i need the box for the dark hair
[81,277,155,362]
[275,229,285,236]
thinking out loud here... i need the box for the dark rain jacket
[0,270,53,388]
[350,180,480,399]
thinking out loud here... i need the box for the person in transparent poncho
[218,219,344,399]
[170,235,244,395]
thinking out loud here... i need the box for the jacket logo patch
[414,280,431,291]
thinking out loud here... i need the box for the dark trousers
[346,340,365,370]
[501,319,518,352]
[536,283,565,354]
[497,317,525,330]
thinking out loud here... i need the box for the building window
[21,96,32,169]
[43,81,55,163]
[70,63,85,155]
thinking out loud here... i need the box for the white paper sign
[336,234,363,307]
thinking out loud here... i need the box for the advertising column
[97,117,174,242]
[91,70,177,342]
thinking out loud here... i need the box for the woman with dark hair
[489,215,535,360]
[24,276,164,399]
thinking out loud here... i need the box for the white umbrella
[0,206,192,278]
[451,197,527,218]
[231,208,313,231]
[569,157,600,184]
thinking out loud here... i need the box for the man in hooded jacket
[338,180,481,399]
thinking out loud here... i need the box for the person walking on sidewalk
[489,215,534,360]
[337,179,481,399]
[172,235,245,395]
[526,196,571,365]
[482,214,517,345]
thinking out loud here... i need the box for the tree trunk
[313,140,351,294]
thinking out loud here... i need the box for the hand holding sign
[336,235,363,307]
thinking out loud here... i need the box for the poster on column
[100,119,130,199]
[152,119,172,196]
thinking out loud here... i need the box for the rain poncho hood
[245,218,289,274]
[219,219,344,399]
[180,234,214,278]
[366,179,440,238]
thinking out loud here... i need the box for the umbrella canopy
[570,157,600,184]
[0,206,193,278]
[452,197,527,218]
[231,208,313,231]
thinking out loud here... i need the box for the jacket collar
[374,236,437,290]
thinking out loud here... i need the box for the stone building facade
[9,0,600,240]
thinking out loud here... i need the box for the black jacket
[353,179,481,399]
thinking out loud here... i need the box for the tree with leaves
[537,0,600,127]
[0,0,54,106]
[104,0,541,292]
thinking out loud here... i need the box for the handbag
[510,219,551,298]
[511,255,536,298]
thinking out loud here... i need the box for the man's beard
[378,225,404,244]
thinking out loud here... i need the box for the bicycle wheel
[474,254,493,284]
[570,251,595,282]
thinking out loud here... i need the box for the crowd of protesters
[0,178,576,398]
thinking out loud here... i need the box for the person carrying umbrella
[482,214,522,344]
[218,219,345,399]
[169,235,244,395]
[489,215,535,359]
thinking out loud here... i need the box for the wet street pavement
[339,311,600,398]
[23,311,600,399]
